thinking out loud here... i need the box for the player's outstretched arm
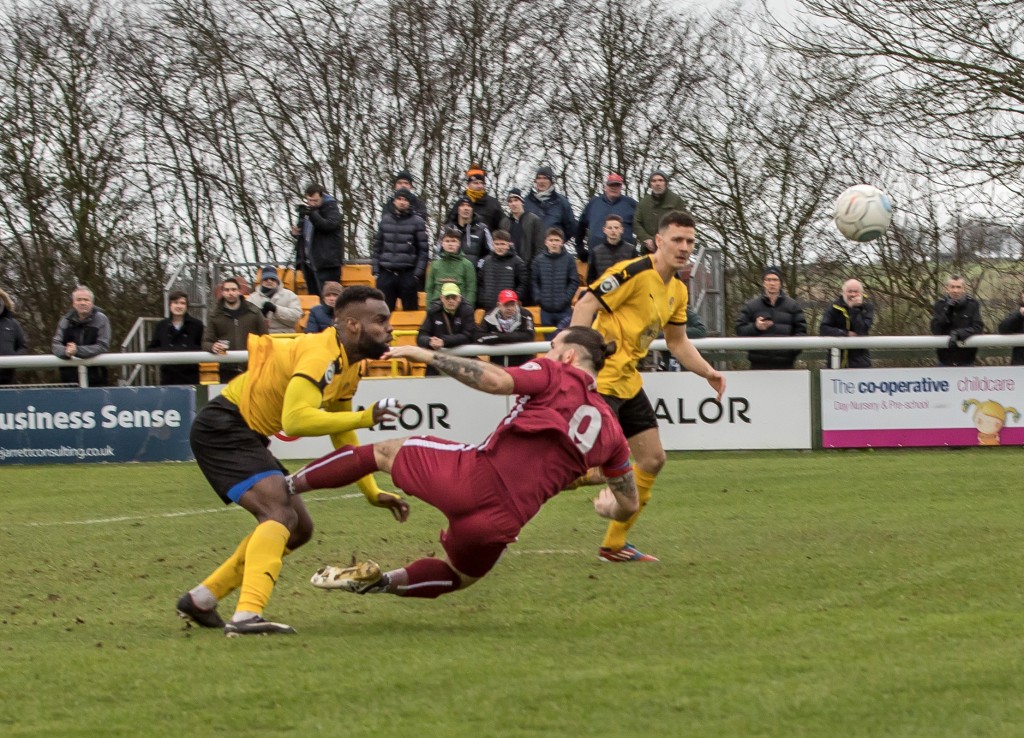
[282,379,400,437]
[570,290,601,327]
[594,471,639,521]
[385,345,514,395]
[665,324,726,401]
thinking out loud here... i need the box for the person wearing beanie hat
[735,265,807,369]
[304,281,345,334]
[570,209,724,563]
[291,182,343,299]
[634,170,689,252]
[445,163,503,232]
[375,180,431,311]
[524,166,577,244]
[575,173,638,260]
[500,189,545,297]
[0,287,28,385]
[383,170,428,223]
[249,266,304,334]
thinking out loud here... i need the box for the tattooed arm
[384,345,515,395]
[594,470,639,521]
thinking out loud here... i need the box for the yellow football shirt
[221,330,362,436]
[588,256,688,398]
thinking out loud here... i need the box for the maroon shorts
[391,436,523,578]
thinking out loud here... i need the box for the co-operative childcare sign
[820,368,1024,447]
[0,387,195,464]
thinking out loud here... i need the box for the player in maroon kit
[288,326,640,599]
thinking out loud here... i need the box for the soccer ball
[833,184,893,242]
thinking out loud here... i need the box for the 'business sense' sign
[0,386,195,464]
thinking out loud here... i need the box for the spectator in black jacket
[819,279,874,368]
[291,182,343,298]
[382,170,429,223]
[373,189,429,311]
[531,228,579,331]
[585,214,638,285]
[417,283,477,376]
[931,275,984,367]
[524,166,577,243]
[445,164,503,232]
[0,287,27,385]
[735,266,807,369]
[146,290,204,385]
[440,196,492,266]
[477,289,536,367]
[478,230,528,310]
[997,289,1024,365]
[500,188,544,304]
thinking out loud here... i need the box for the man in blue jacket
[575,173,637,261]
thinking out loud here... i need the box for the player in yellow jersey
[177,286,411,635]
[571,211,725,562]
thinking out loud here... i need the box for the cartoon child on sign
[962,399,1021,446]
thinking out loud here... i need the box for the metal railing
[7,334,1024,387]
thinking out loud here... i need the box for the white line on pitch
[14,492,363,527]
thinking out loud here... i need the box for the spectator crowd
[2,166,1023,388]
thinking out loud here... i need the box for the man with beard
[179,286,410,636]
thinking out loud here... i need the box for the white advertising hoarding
[820,367,1024,447]
[260,369,812,459]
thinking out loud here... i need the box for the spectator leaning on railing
[930,274,984,367]
[818,279,874,368]
[997,289,1024,366]
[0,287,28,385]
[51,285,111,386]
[735,266,807,370]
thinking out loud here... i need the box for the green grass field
[3,448,1023,736]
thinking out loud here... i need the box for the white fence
[5,335,1024,387]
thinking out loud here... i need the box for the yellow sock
[200,534,297,601]
[602,465,656,550]
[235,520,290,616]
[201,533,252,600]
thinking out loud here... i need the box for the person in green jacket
[426,227,478,306]
[634,171,690,253]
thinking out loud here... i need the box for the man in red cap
[574,173,637,262]
[476,288,536,367]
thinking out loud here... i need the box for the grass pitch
[2,448,1023,736]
